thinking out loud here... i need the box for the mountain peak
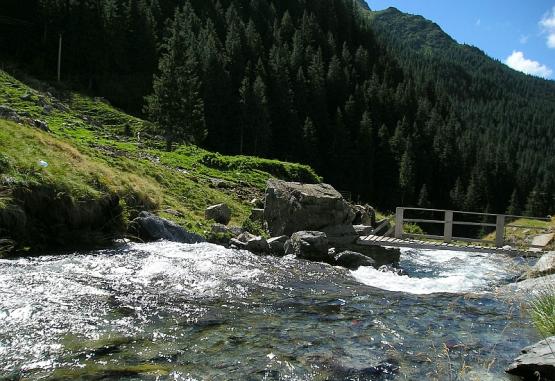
[370,8,455,51]
[356,0,370,11]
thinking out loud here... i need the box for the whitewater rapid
[351,248,523,294]
[0,241,535,380]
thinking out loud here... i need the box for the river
[0,241,536,380]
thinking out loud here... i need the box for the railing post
[395,207,404,239]
[495,215,505,247]
[444,210,453,243]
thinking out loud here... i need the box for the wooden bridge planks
[357,235,540,257]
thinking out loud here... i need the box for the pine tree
[524,186,546,217]
[464,175,482,212]
[145,5,206,150]
[399,141,416,205]
[252,75,270,154]
[303,117,318,164]
[506,189,521,216]
[418,184,431,208]
[238,73,252,155]
[450,178,465,210]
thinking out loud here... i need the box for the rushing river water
[0,241,537,380]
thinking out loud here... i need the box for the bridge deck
[357,235,540,257]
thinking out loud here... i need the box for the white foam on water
[351,248,520,295]
[0,241,277,372]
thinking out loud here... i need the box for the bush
[242,218,268,238]
[199,153,320,183]
[403,223,425,235]
[0,153,12,174]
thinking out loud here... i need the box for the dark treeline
[1,0,554,215]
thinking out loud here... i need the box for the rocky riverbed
[0,241,541,380]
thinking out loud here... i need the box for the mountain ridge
[1,0,553,216]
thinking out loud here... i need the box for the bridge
[357,207,552,256]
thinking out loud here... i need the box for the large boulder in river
[320,224,400,266]
[245,236,269,254]
[129,212,205,244]
[506,336,555,380]
[205,203,231,225]
[334,250,375,270]
[264,179,354,236]
[284,231,331,263]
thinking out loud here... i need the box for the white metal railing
[394,207,551,249]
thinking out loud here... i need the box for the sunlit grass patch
[0,68,322,247]
[529,285,555,337]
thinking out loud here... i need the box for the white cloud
[540,6,555,49]
[505,51,552,78]
[519,35,529,44]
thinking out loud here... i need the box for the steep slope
[365,6,555,214]
[0,69,318,254]
[1,0,554,215]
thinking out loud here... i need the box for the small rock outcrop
[351,204,376,226]
[506,337,555,380]
[207,223,234,246]
[33,119,50,132]
[268,235,288,256]
[245,236,269,254]
[205,203,231,225]
[229,238,246,249]
[211,223,231,235]
[353,225,374,236]
[129,212,205,244]
[229,231,269,253]
[0,105,21,123]
[236,231,256,243]
[522,251,555,280]
[264,179,354,236]
[334,250,375,270]
[378,265,408,276]
[249,208,265,223]
[284,231,330,262]
[498,274,555,300]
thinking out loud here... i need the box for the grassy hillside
[0,70,319,255]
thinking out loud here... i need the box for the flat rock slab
[497,274,555,301]
[532,233,555,248]
[506,336,555,380]
[523,252,555,279]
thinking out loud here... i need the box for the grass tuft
[529,286,555,337]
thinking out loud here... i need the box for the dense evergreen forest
[1,0,554,215]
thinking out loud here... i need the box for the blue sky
[365,0,555,80]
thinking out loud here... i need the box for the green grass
[0,69,319,250]
[403,222,425,235]
[484,217,555,250]
[529,285,555,337]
